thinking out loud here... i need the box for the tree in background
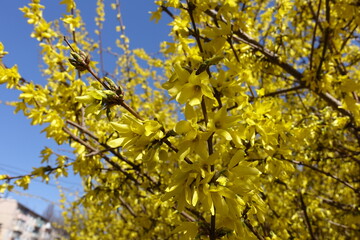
[42,203,56,222]
[42,203,64,225]
[1,0,359,239]
[42,203,69,237]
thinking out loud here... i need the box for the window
[19,206,29,216]
[44,228,52,239]
[11,230,22,240]
[33,226,40,234]
[16,219,25,228]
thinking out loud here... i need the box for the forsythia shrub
[1,0,359,239]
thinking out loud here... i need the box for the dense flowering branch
[0,0,359,239]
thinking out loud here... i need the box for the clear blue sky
[0,0,171,216]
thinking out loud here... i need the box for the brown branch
[186,0,204,53]
[119,195,137,217]
[173,207,196,222]
[98,25,105,77]
[114,0,132,85]
[185,3,216,238]
[65,120,160,189]
[203,9,354,122]
[0,164,70,181]
[180,211,196,222]
[299,192,317,240]
[68,114,193,190]
[263,85,305,98]
[309,0,322,70]
[317,196,358,212]
[242,206,265,240]
[308,2,348,78]
[163,139,193,165]
[118,100,144,121]
[185,207,206,222]
[282,158,358,193]
[63,126,98,153]
[162,5,356,124]
[62,126,141,186]
[315,0,331,80]
[160,5,175,19]
[227,37,255,98]
[340,24,358,52]
[64,37,144,120]
[71,8,77,44]
[66,120,98,140]
[296,90,311,115]
[328,220,360,232]
[67,120,137,168]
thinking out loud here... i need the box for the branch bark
[282,158,358,193]
[299,192,317,240]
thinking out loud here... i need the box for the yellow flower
[60,0,76,12]
[30,19,58,41]
[108,116,164,151]
[176,70,215,106]
[208,106,240,141]
[62,15,82,32]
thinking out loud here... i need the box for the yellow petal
[110,122,130,133]
[107,138,124,148]
[232,165,261,176]
[174,120,192,134]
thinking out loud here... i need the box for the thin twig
[185,3,216,238]
[114,0,132,82]
[163,139,193,164]
[71,8,77,44]
[295,90,310,115]
[242,206,265,240]
[203,9,354,122]
[263,85,305,97]
[65,120,160,188]
[64,36,145,120]
[315,0,331,80]
[186,0,204,53]
[62,127,141,186]
[309,0,322,70]
[282,158,358,193]
[328,220,360,232]
[98,24,105,77]
[316,196,358,212]
[227,37,255,98]
[299,192,317,240]
[119,195,137,217]
[340,24,358,51]
[0,164,71,181]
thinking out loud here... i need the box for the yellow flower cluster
[0,0,359,239]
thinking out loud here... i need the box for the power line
[7,189,61,206]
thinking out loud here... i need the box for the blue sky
[0,0,171,216]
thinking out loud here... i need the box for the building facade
[0,198,65,240]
